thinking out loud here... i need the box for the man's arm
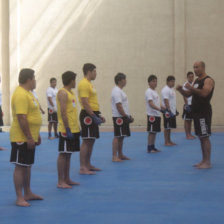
[81,97,95,116]
[185,78,214,98]
[148,100,161,111]
[116,103,127,116]
[47,97,54,108]
[58,90,69,128]
[176,85,192,97]
[17,114,35,149]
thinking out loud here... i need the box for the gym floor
[0,131,224,224]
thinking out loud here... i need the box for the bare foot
[151,149,161,153]
[48,136,55,140]
[112,156,123,162]
[24,193,43,201]
[57,183,72,189]
[0,147,7,150]
[196,162,211,169]
[186,135,196,140]
[193,161,203,167]
[16,199,30,207]
[79,168,96,175]
[165,142,175,146]
[89,166,102,171]
[66,180,80,185]
[120,155,131,160]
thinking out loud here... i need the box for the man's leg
[80,139,96,175]
[48,122,53,139]
[13,165,30,207]
[185,120,195,139]
[196,137,211,169]
[57,153,72,188]
[118,137,130,160]
[112,137,123,162]
[65,154,80,185]
[148,133,160,153]
[53,122,58,137]
[24,166,43,200]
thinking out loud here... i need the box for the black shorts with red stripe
[163,112,177,129]
[112,117,131,137]
[58,132,80,153]
[48,108,58,122]
[79,110,100,139]
[147,115,161,133]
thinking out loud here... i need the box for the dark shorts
[182,105,193,120]
[79,110,100,139]
[0,106,3,126]
[58,132,80,153]
[163,113,176,129]
[113,117,131,137]
[147,115,161,133]
[10,142,35,166]
[193,112,212,138]
[48,108,58,123]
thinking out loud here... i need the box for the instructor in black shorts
[176,61,215,169]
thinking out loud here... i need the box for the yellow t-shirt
[10,86,42,142]
[78,78,99,111]
[57,88,80,133]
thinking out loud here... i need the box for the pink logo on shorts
[61,133,67,138]
[165,112,170,118]
[49,109,53,114]
[116,118,123,125]
[84,116,92,125]
[149,116,155,123]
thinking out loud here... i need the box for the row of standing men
[9,61,214,207]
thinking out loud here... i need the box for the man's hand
[66,127,73,140]
[36,135,42,146]
[27,138,35,149]
[92,114,103,125]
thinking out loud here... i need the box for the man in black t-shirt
[176,61,215,169]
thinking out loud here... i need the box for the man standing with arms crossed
[78,63,105,175]
[176,61,215,169]
[57,71,80,188]
[10,68,43,207]
[46,78,58,139]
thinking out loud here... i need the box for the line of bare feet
[165,142,177,146]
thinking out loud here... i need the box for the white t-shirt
[46,87,58,111]
[161,85,176,114]
[183,81,193,105]
[145,88,161,117]
[111,86,129,117]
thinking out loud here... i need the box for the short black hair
[19,68,35,84]
[83,63,96,76]
[62,71,76,86]
[50,77,56,83]
[114,73,126,85]
[166,75,175,83]
[148,74,157,83]
[187,71,194,77]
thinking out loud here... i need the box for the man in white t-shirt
[145,75,166,153]
[182,71,196,140]
[111,73,134,162]
[161,76,178,146]
[46,78,58,139]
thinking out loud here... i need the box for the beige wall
[1,0,223,126]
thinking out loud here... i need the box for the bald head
[193,61,206,77]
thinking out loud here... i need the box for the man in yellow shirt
[57,71,80,188]
[78,63,105,175]
[10,69,42,207]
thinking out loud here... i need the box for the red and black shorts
[48,108,58,123]
[147,115,161,133]
[10,142,35,166]
[79,110,100,139]
[163,112,176,129]
[58,132,80,153]
[182,105,193,120]
[112,117,130,137]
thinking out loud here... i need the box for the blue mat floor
[0,131,224,224]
